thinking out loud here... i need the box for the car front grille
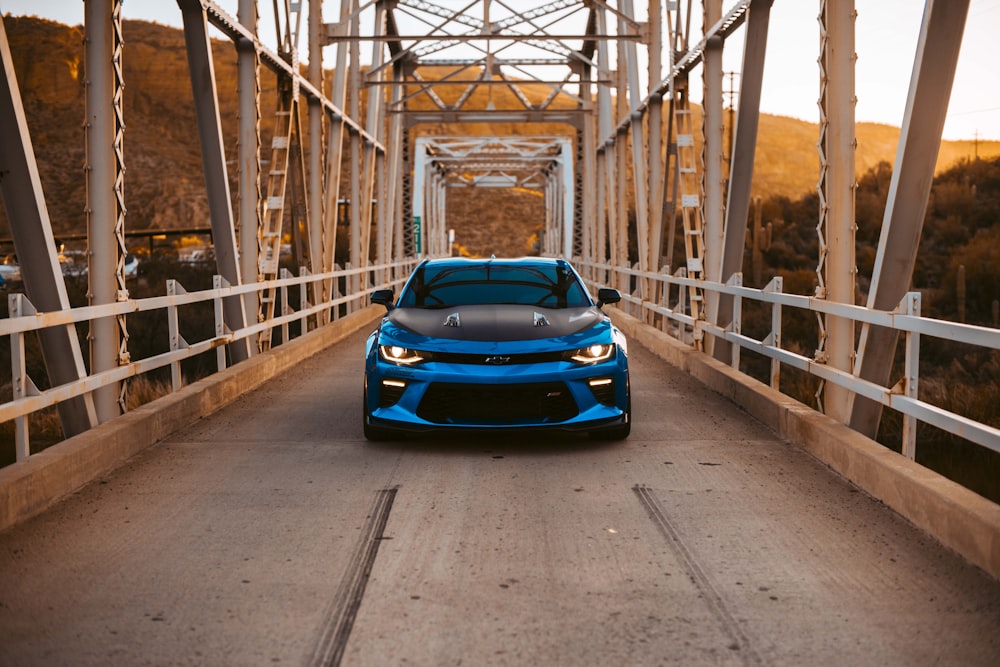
[417,381,578,424]
[427,351,566,365]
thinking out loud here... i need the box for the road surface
[1,327,998,666]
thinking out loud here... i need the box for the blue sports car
[363,257,630,440]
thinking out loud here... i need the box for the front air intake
[417,382,578,424]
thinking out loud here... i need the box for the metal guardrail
[6,254,998,470]
[575,258,1000,460]
[1,258,421,461]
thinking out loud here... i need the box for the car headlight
[567,343,615,364]
[379,344,428,365]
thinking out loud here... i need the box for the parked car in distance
[124,253,139,277]
[0,255,21,283]
[363,257,630,441]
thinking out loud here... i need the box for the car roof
[417,257,574,270]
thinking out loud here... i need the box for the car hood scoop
[389,305,603,341]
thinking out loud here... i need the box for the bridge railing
[575,258,1000,461]
[1,258,420,462]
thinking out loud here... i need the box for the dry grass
[0,375,173,466]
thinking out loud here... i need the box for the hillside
[1,16,279,236]
[2,14,998,259]
[750,114,997,199]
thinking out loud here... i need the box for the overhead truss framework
[0,0,976,446]
[426,137,568,190]
[413,136,576,257]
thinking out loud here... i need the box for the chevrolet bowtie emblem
[484,356,511,365]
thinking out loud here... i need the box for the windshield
[397,263,592,309]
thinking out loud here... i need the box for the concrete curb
[0,306,384,534]
[610,308,1000,580]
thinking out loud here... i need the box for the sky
[2,0,998,141]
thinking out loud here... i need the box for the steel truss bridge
[1,0,999,584]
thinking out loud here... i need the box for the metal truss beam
[0,18,98,436]
[324,33,639,42]
[711,0,772,363]
[5,0,975,454]
[851,0,971,437]
[195,0,382,150]
[400,110,584,126]
[179,0,251,363]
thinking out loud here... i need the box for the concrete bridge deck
[1,312,998,666]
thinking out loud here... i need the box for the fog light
[380,379,407,407]
[587,377,615,406]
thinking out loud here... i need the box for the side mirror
[596,288,621,308]
[371,289,395,311]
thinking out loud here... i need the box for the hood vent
[389,304,602,341]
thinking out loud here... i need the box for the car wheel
[590,396,630,441]
[362,387,395,441]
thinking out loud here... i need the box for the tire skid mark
[312,486,398,667]
[633,484,762,666]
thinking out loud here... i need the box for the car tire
[362,388,395,441]
[363,418,395,442]
[589,395,631,441]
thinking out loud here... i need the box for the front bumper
[365,356,628,433]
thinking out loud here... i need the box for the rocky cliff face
[1,16,279,238]
[3,16,88,234]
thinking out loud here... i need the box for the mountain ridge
[2,14,998,259]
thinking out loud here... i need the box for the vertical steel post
[412,139,427,256]
[647,0,664,283]
[358,3,385,272]
[579,61,596,270]
[596,6,613,280]
[614,126,629,293]
[561,139,574,259]
[385,71,404,262]
[703,0,725,284]
[166,280,182,391]
[901,292,921,459]
[10,294,35,460]
[308,0,324,280]
[321,0,352,304]
[621,1,648,283]
[84,0,124,421]
[765,276,783,389]
[437,174,447,255]
[212,275,227,371]
[851,0,970,437]
[610,9,627,291]
[703,0,726,352]
[595,141,608,269]
[237,0,260,337]
[819,0,857,424]
[376,149,387,272]
[348,1,363,300]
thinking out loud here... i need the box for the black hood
[387,304,603,341]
